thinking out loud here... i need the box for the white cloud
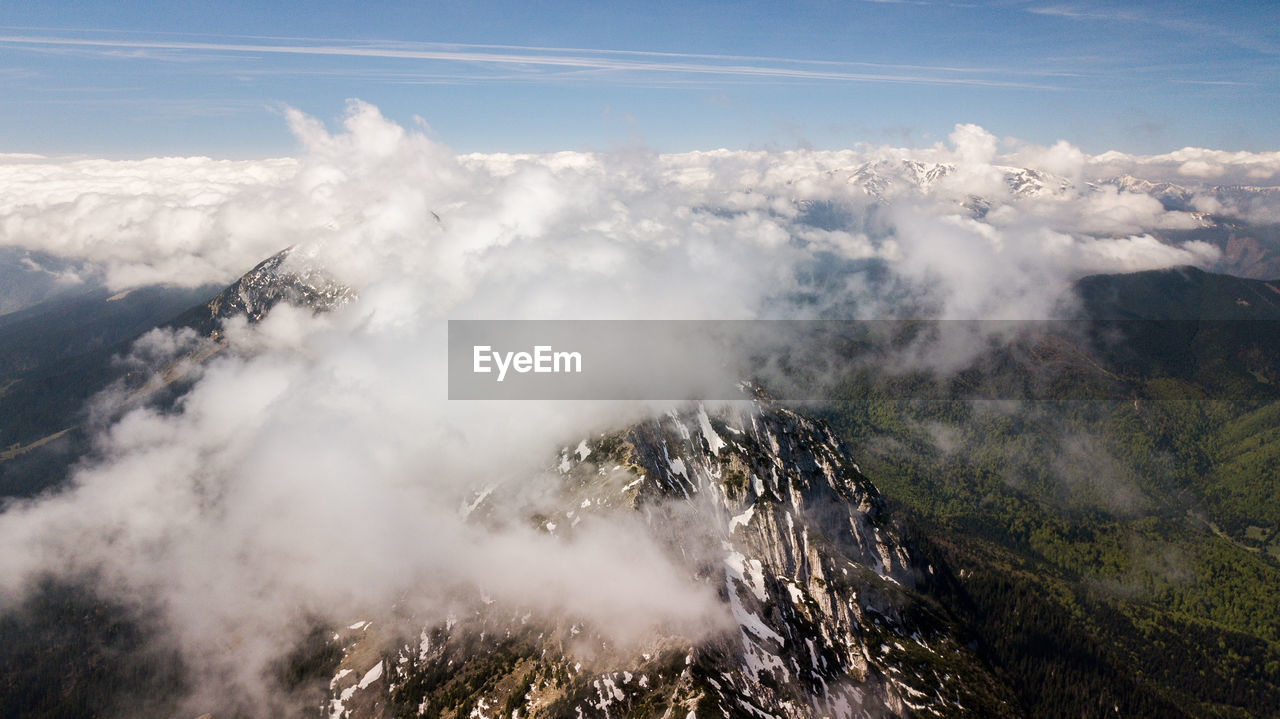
[1005,139,1087,182]
[0,155,298,289]
[1088,147,1280,186]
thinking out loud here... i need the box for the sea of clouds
[0,100,1277,711]
[6,99,1276,311]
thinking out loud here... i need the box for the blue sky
[0,1,1276,157]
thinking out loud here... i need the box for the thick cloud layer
[0,102,1274,706]
[0,153,298,290]
[1085,146,1280,185]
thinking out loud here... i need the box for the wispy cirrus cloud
[1027,4,1279,56]
[1027,5,1140,21]
[1171,79,1253,87]
[0,31,1065,89]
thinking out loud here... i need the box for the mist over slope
[1,102,1279,715]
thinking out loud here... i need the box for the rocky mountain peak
[188,246,356,337]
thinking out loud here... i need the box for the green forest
[813,388,1280,717]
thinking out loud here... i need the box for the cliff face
[324,402,1014,719]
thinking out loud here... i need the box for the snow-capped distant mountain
[844,160,954,200]
[997,166,1073,199]
[837,159,1071,202]
[836,158,1278,212]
